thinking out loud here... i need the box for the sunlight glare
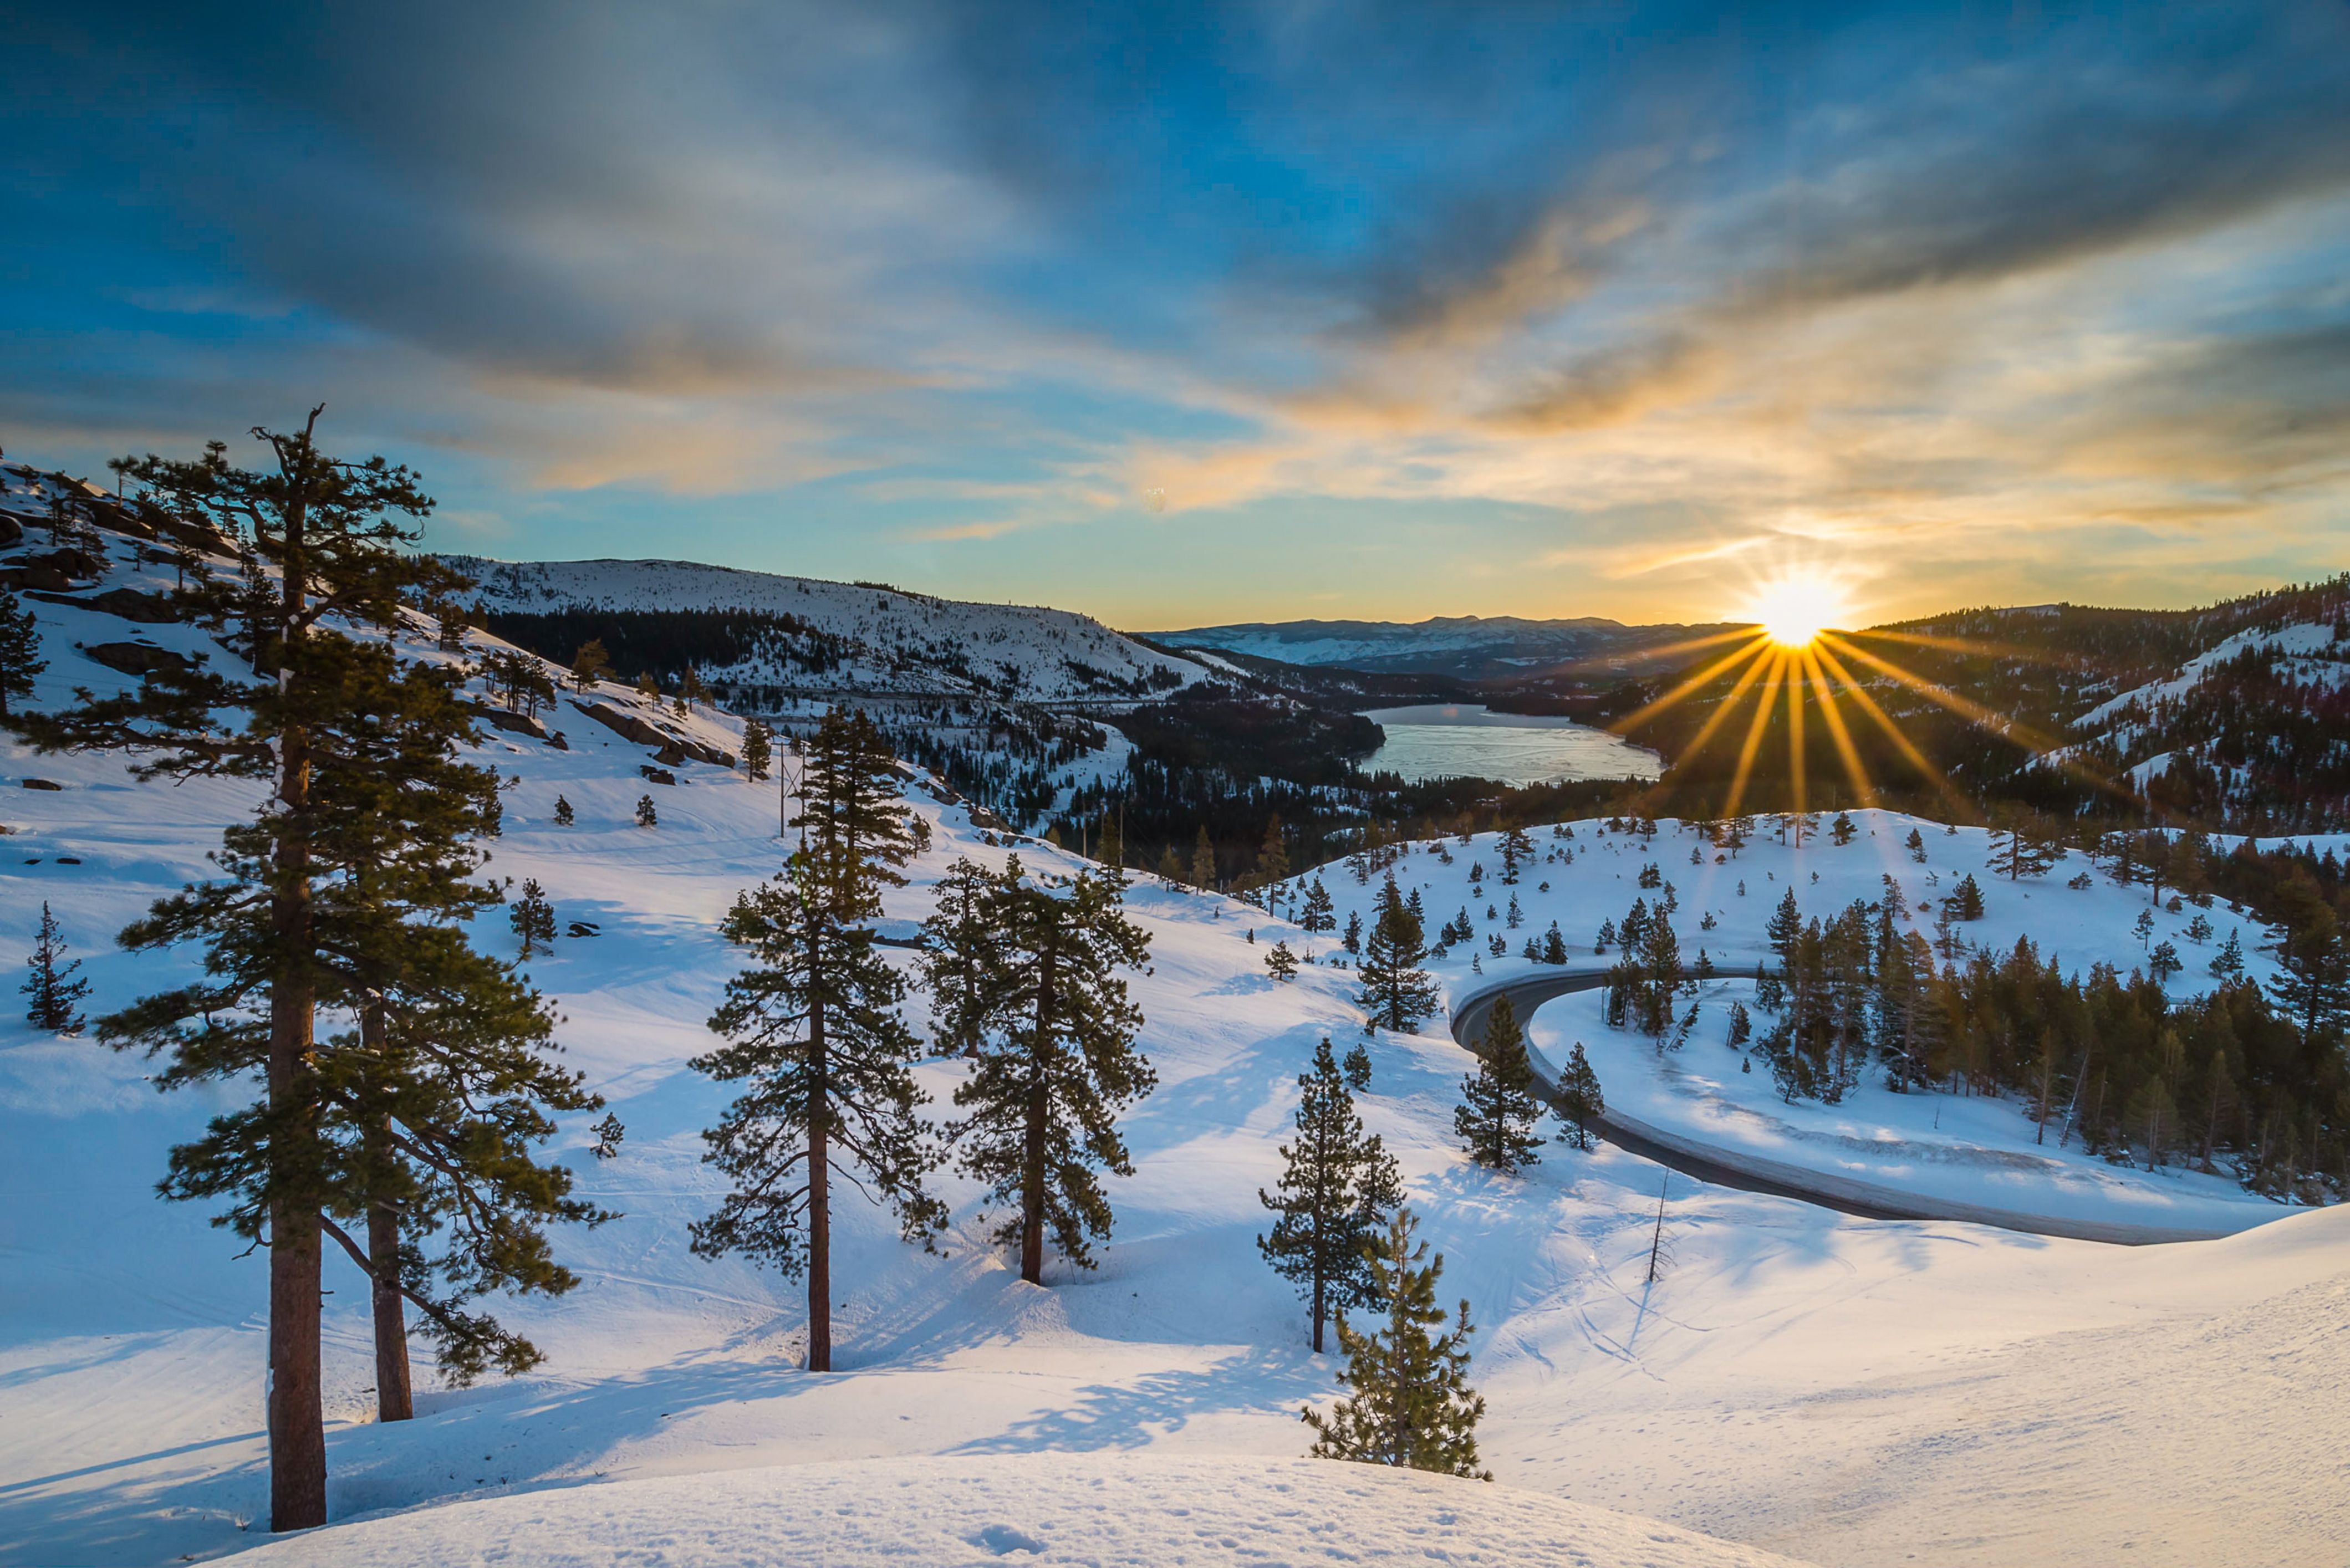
[1747,576,1848,649]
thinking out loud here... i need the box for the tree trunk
[1020,933,1058,1286]
[366,1190,414,1423]
[806,968,832,1372]
[268,870,327,1529]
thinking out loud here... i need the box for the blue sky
[5,2,2347,630]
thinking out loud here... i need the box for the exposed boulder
[480,707,549,740]
[81,641,195,678]
[570,699,735,768]
[27,588,177,624]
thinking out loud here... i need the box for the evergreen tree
[1987,806,2059,881]
[1299,880,1336,936]
[552,794,574,826]
[1456,994,1543,1172]
[741,718,773,782]
[923,855,1000,1059]
[1265,939,1299,981]
[692,854,945,1371]
[27,412,471,1530]
[2210,928,2246,979]
[568,637,612,692]
[22,901,89,1033]
[1949,874,1986,920]
[1497,826,1533,885]
[1342,1041,1373,1092]
[636,794,658,828]
[1554,1042,1604,1150]
[1830,811,1857,846]
[1258,1036,1404,1351]
[0,588,44,721]
[1766,887,1802,959]
[1342,909,1364,956]
[2264,872,2349,1051]
[1095,806,1123,874]
[511,878,556,959]
[1302,1208,1490,1479]
[1905,827,1927,863]
[1257,815,1291,904]
[941,856,1155,1283]
[791,708,930,913]
[1190,825,1217,891]
[1358,877,1439,1033]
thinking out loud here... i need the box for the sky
[6,2,2348,632]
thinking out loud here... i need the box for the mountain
[1149,614,1725,681]
[447,555,1214,706]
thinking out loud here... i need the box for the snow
[223,1453,1810,1568]
[5,519,2349,1567]
[2076,619,2348,731]
[446,555,1212,706]
[1283,811,2288,1240]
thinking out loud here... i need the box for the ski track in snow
[3,522,2348,1567]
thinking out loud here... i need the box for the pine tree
[1265,939,1299,981]
[1497,826,1533,886]
[2263,873,2349,1052]
[2210,928,2246,979]
[1190,825,1217,891]
[1987,806,2058,881]
[1358,877,1439,1033]
[1343,1041,1373,1091]
[1456,994,1543,1171]
[1766,887,1803,959]
[511,878,556,959]
[1299,880,1336,936]
[1831,811,1857,846]
[90,626,604,1435]
[27,412,471,1530]
[1095,806,1123,874]
[741,718,773,782]
[692,854,945,1371]
[1258,1037,1404,1352]
[1554,1043,1604,1150]
[1302,1208,1490,1479]
[22,901,89,1033]
[941,856,1155,1283]
[1950,873,1986,920]
[553,794,574,826]
[1343,909,1363,956]
[793,708,930,913]
[0,588,44,721]
[636,794,658,828]
[1257,815,1290,905]
[569,637,613,692]
[1905,827,1926,863]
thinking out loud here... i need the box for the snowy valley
[3,466,2349,1568]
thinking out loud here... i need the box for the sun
[1747,575,1847,649]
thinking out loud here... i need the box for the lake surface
[1360,704,1663,787]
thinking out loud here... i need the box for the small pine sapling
[1301,1208,1490,1479]
[589,1112,626,1160]
[1456,994,1543,1172]
[553,794,574,826]
[1554,1043,1604,1150]
[635,794,658,828]
[1905,827,1927,863]
[1264,939,1299,982]
[510,878,557,958]
[22,901,90,1033]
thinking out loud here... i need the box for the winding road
[1449,968,2249,1245]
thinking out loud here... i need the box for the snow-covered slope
[447,555,1212,704]
[7,515,2350,1568]
[224,1452,1811,1568]
[1281,813,2294,1239]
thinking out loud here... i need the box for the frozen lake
[1359,703,1663,786]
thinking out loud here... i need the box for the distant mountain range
[1149,615,1727,681]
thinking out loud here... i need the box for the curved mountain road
[1449,969,2246,1246]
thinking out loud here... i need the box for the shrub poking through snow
[1258,1037,1404,1353]
[1303,1208,1491,1480]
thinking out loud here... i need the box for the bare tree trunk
[1020,937,1059,1286]
[268,846,327,1529]
[806,973,832,1372]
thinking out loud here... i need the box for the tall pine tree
[1258,1037,1404,1352]
[1358,876,1438,1033]
[0,588,44,721]
[935,855,1154,1284]
[696,704,940,1370]
[22,901,89,1033]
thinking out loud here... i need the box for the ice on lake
[1360,703,1662,786]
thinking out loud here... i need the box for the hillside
[1150,614,1722,682]
[447,555,1212,706]
[6,492,2350,1566]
